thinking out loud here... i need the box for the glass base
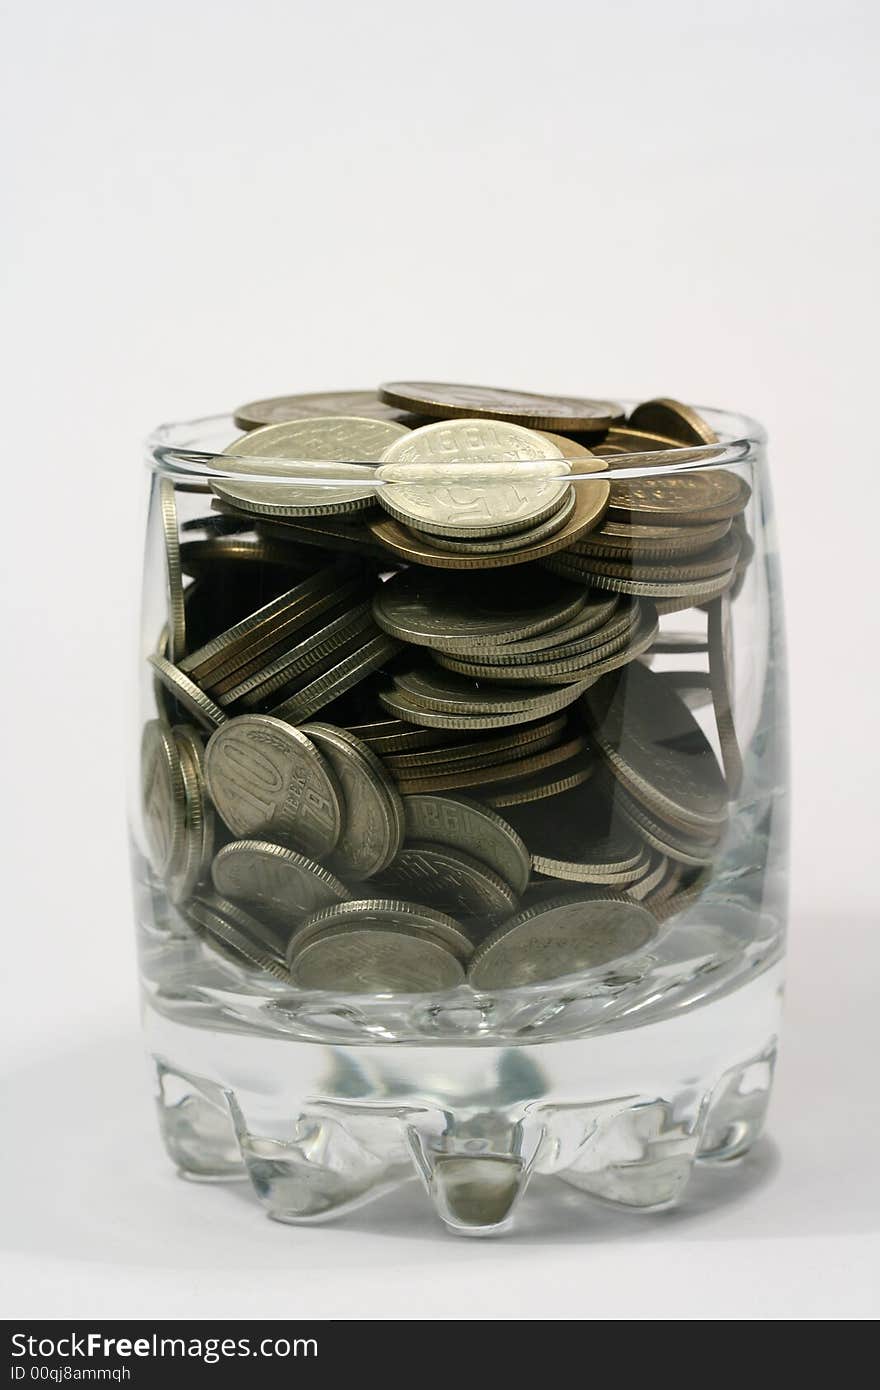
[147,960,781,1236]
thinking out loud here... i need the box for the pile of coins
[141,382,752,993]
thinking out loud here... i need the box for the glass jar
[132,400,787,1235]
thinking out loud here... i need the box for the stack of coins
[142,383,753,993]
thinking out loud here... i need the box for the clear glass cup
[132,403,787,1235]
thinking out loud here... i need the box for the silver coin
[289,922,465,993]
[612,785,719,867]
[508,782,648,886]
[211,840,349,933]
[402,794,530,896]
[268,633,402,725]
[168,725,214,904]
[379,681,592,731]
[376,842,518,917]
[626,854,670,901]
[204,715,342,856]
[287,898,473,966]
[186,892,291,980]
[159,479,186,663]
[147,654,227,732]
[179,566,343,678]
[300,723,404,879]
[234,390,412,430]
[214,418,410,518]
[468,893,659,988]
[222,604,375,708]
[141,719,185,878]
[372,568,586,650]
[377,422,570,538]
[420,486,576,554]
[392,667,569,715]
[582,661,727,832]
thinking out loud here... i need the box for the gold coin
[628,398,718,446]
[378,381,624,433]
[607,469,751,526]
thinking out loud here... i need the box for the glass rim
[145,401,765,488]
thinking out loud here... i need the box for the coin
[186,892,291,980]
[575,517,732,560]
[347,719,459,754]
[613,786,717,867]
[373,568,587,650]
[544,556,736,604]
[571,531,741,584]
[289,921,466,993]
[179,535,311,577]
[377,422,571,538]
[437,605,658,684]
[583,662,727,832]
[591,426,684,455]
[141,719,185,878]
[394,734,586,794]
[467,893,658,988]
[628,398,718,446]
[211,840,349,932]
[626,853,670,902]
[268,633,402,724]
[148,654,228,731]
[379,682,592,730]
[368,476,610,570]
[287,899,473,966]
[168,725,214,904]
[221,604,375,707]
[385,716,566,770]
[606,469,751,526]
[378,381,624,433]
[477,754,594,808]
[421,487,577,554]
[300,723,404,879]
[706,595,743,795]
[179,565,346,678]
[392,666,574,715]
[455,599,639,666]
[204,715,343,856]
[376,843,518,917]
[233,390,411,430]
[402,795,530,895]
[158,480,187,664]
[214,418,409,518]
[506,782,647,886]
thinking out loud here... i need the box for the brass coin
[378,381,624,432]
[179,536,309,577]
[575,517,732,560]
[628,398,718,446]
[591,426,684,456]
[607,469,751,526]
[369,477,610,571]
[233,390,411,430]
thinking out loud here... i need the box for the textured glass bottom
[146,960,781,1236]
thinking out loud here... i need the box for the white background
[1,0,878,1320]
